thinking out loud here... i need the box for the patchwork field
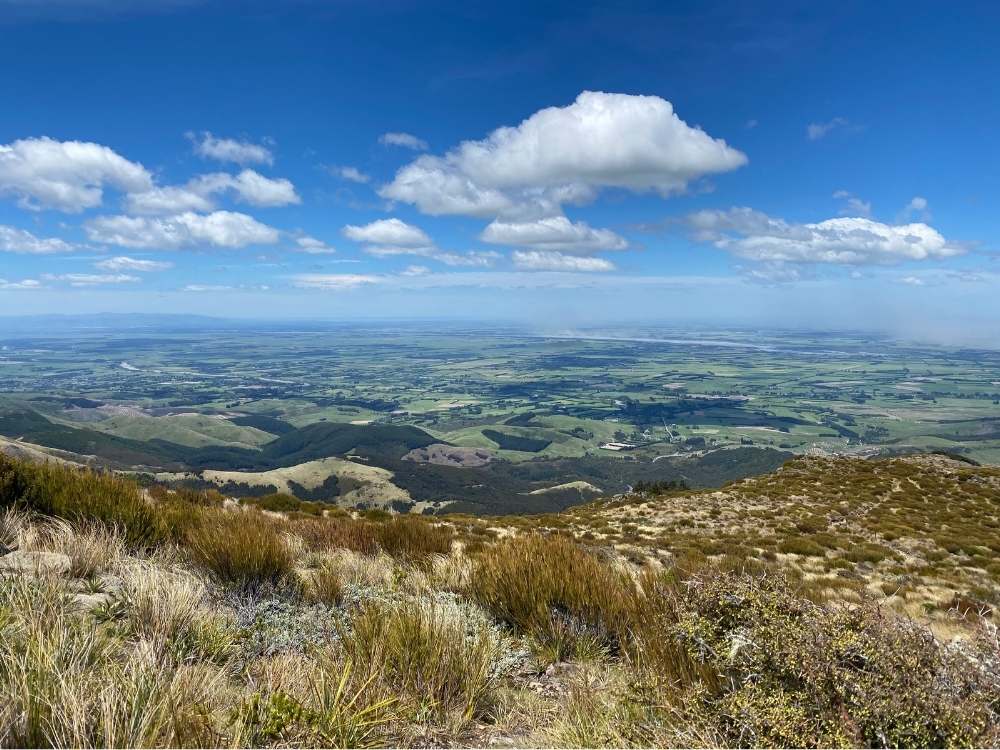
[0,319,997,513]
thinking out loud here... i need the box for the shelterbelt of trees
[0,452,998,748]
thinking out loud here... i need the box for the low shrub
[777,537,827,557]
[0,455,160,549]
[655,572,1000,747]
[290,515,452,561]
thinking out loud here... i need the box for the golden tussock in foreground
[0,453,999,748]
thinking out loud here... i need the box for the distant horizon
[1,311,998,351]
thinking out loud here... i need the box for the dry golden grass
[1,453,999,748]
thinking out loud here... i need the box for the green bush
[778,537,827,557]
[0,455,160,548]
[660,572,999,747]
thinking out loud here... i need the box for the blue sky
[0,0,998,340]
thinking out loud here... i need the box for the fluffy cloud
[379,132,428,151]
[124,185,215,215]
[512,250,616,272]
[188,132,273,166]
[294,236,336,254]
[0,225,75,254]
[381,91,747,219]
[43,273,140,286]
[192,170,299,207]
[807,117,849,140]
[342,218,431,246]
[0,137,152,212]
[85,210,280,249]
[94,256,173,272]
[127,169,299,214]
[292,273,381,290]
[686,208,962,265]
[480,216,626,253]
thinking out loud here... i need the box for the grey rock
[0,550,71,576]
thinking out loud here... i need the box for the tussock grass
[1,453,1000,748]
[469,533,637,662]
[291,514,453,561]
[185,508,293,588]
[341,599,504,725]
[302,559,344,606]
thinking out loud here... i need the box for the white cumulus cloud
[480,216,627,253]
[330,166,370,184]
[686,207,962,265]
[381,91,747,219]
[126,169,299,214]
[124,185,216,215]
[342,218,431,246]
[832,190,872,218]
[0,137,152,212]
[188,132,274,166]
[512,250,616,272]
[0,225,75,254]
[86,210,280,249]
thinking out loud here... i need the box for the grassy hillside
[0,453,998,747]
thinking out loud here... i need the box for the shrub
[185,508,292,588]
[373,516,453,559]
[657,572,1000,748]
[778,537,827,557]
[0,456,160,549]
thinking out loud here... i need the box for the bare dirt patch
[403,443,494,467]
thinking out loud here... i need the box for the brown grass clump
[185,508,293,588]
[340,599,504,725]
[303,560,344,606]
[468,534,637,661]
[290,515,453,561]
